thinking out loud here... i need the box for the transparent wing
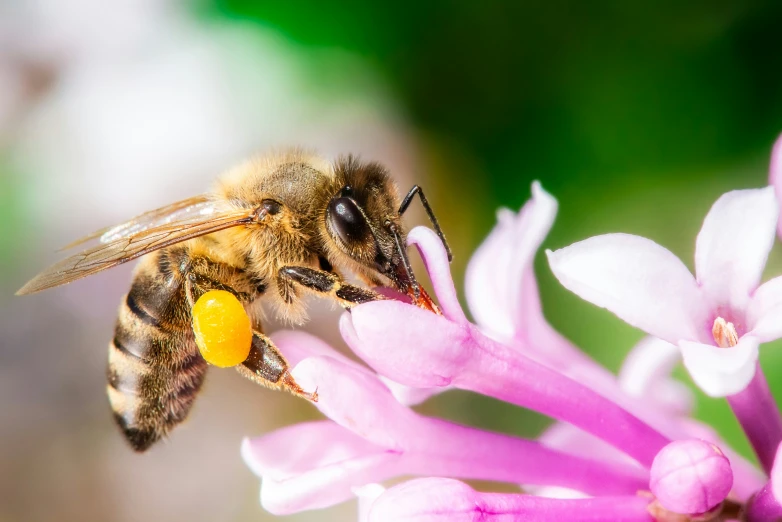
[18,201,256,295]
[59,195,213,250]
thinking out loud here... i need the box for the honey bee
[17,150,450,452]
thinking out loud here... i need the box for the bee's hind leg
[236,332,318,401]
[278,266,384,309]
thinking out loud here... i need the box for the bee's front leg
[278,266,384,308]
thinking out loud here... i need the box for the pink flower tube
[368,478,654,522]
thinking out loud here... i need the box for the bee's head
[325,156,415,292]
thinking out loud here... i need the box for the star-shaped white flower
[547,187,782,397]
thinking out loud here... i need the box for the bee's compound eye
[192,290,252,367]
[327,197,371,245]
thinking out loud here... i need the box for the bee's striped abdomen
[106,252,207,452]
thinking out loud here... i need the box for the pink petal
[619,337,692,416]
[694,187,778,310]
[275,328,437,407]
[679,337,759,397]
[355,484,386,522]
[407,226,466,324]
[291,356,416,449]
[465,181,556,339]
[516,265,587,365]
[465,207,520,339]
[378,375,442,406]
[547,233,708,344]
[270,329,357,368]
[241,421,381,479]
[340,302,470,389]
[260,451,404,515]
[367,478,654,522]
[242,422,403,514]
[769,134,782,238]
[747,275,782,342]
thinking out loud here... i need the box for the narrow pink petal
[619,337,692,416]
[547,234,708,344]
[768,134,782,238]
[679,337,759,397]
[747,275,782,342]
[465,181,557,339]
[368,478,654,522]
[344,305,670,467]
[260,451,404,515]
[516,265,587,364]
[407,226,466,324]
[243,423,406,514]
[694,187,778,310]
[241,421,380,478]
[465,207,519,338]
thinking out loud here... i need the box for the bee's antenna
[398,185,452,262]
[389,224,420,299]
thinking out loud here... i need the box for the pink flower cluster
[243,136,782,521]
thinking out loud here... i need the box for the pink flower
[242,181,776,521]
[547,184,782,473]
[547,187,780,398]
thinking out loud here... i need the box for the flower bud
[650,439,732,514]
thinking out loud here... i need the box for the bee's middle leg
[278,266,384,308]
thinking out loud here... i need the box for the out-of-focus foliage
[211,1,782,198]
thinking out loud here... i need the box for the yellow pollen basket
[192,290,253,368]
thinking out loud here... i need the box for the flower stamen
[712,317,738,348]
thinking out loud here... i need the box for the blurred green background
[2,1,782,520]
